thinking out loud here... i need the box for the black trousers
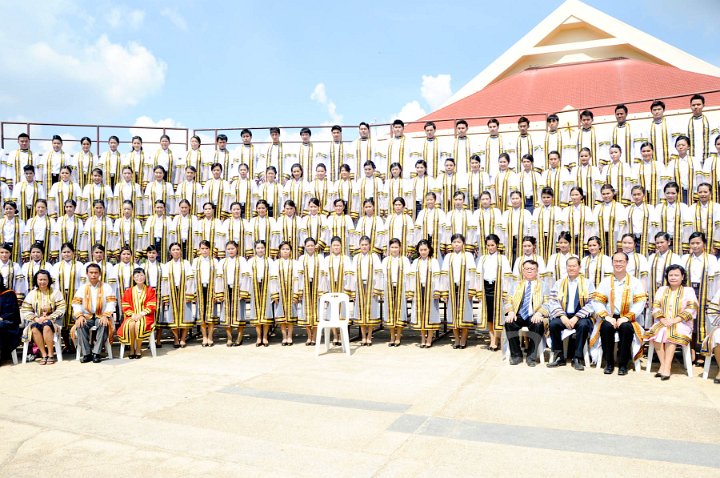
[505,316,544,360]
[0,319,20,359]
[548,316,593,359]
[599,320,634,367]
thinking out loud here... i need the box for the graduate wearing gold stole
[192,241,224,346]
[322,201,354,256]
[483,118,506,179]
[413,193,446,263]
[442,192,477,255]
[349,236,383,345]
[382,165,409,217]
[272,243,299,345]
[683,183,720,253]
[593,185,627,256]
[385,198,415,257]
[22,202,52,263]
[271,200,301,258]
[561,187,598,257]
[283,169,306,216]
[96,137,122,189]
[440,234,477,349]
[353,199,386,257]
[407,161,433,220]
[576,111,599,167]
[0,204,25,265]
[541,152,572,207]
[329,166,355,220]
[570,148,603,206]
[143,201,176,264]
[651,182,689,256]
[47,167,81,220]
[182,139,203,184]
[244,241,274,346]
[11,171,45,222]
[623,186,653,256]
[531,188,562,263]
[666,136,702,206]
[112,201,145,261]
[381,240,412,346]
[415,123,442,178]
[542,115,567,170]
[295,241,323,346]
[218,242,247,346]
[408,241,442,348]
[174,169,204,217]
[235,131,258,183]
[687,95,713,161]
[501,191,533,267]
[476,235,513,351]
[350,123,376,179]
[474,192,505,256]
[194,203,226,259]
[636,143,667,206]
[51,244,85,331]
[490,154,519,211]
[647,232,683,327]
[202,164,234,220]
[231,165,255,220]
[582,237,613,289]
[682,231,719,356]
[159,244,196,347]
[603,144,637,205]
[590,252,648,373]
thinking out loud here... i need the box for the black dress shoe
[661,374,670,381]
[572,358,584,371]
[80,354,93,363]
[452,344,459,349]
[526,357,537,367]
[654,372,662,378]
[92,354,102,363]
[604,365,614,374]
[509,356,523,365]
[713,378,720,384]
[547,356,566,368]
[618,366,628,376]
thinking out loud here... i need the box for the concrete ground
[1,330,719,477]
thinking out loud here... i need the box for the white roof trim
[439,0,720,108]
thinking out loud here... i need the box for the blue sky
[1,0,719,146]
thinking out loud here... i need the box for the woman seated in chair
[0,274,21,365]
[20,270,66,364]
[118,268,157,359]
[645,264,697,380]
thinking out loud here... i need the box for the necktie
[568,283,578,314]
[520,282,532,319]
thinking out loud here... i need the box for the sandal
[38,356,48,365]
[47,355,57,364]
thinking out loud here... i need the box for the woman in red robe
[118,267,157,359]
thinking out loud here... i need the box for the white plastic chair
[502,326,546,365]
[595,332,641,372]
[75,326,113,360]
[702,354,717,380]
[315,293,352,356]
[22,331,63,364]
[548,329,591,366]
[645,342,693,377]
[10,348,18,365]
[119,329,157,359]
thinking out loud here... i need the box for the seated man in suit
[591,251,648,375]
[504,259,546,366]
[544,256,595,370]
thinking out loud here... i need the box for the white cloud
[130,116,186,146]
[106,6,145,29]
[310,83,343,125]
[388,73,452,126]
[392,101,427,123]
[0,2,165,118]
[160,8,188,31]
[421,74,453,110]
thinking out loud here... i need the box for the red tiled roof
[409,58,720,131]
